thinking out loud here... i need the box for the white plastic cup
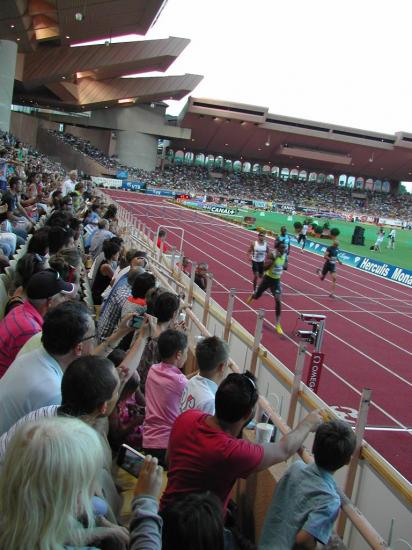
[255,422,274,444]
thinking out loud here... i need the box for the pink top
[143,362,187,449]
[0,301,43,377]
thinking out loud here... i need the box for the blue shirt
[259,461,340,549]
[0,345,63,435]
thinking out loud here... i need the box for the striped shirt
[97,276,130,341]
[0,301,43,377]
[0,405,58,463]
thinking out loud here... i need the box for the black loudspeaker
[351,226,365,245]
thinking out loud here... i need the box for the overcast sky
[140,0,412,136]
[78,1,412,188]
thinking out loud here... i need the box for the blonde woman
[0,416,128,550]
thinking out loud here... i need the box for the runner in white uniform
[387,228,396,249]
[297,223,309,251]
[247,231,269,291]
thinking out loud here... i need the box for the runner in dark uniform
[316,240,342,298]
[275,226,290,270]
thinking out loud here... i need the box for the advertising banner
[116,170,128,180]
[306,352,324,394]
[253,200,267,208]
[121,181,146,191]
[145,189,175,197]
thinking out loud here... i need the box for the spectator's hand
[95,517,129,545]
[119,312,134,333]
[141,313,157,337]
[134,455,163,499]
[302,409,324,432]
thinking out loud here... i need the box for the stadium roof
[174,97,412,182]
[1,1,202,110]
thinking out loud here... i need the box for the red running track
[107,191,412,481]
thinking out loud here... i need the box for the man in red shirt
[156,229,168,253]
[0,270,75,377]
[161,372,322,511]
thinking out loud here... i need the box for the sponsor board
[116,170,128,180]
[91,176,122,189]
[121,181,146,191]
[306,352,324,394]
[145,189,175,197]
[253,200,267,208]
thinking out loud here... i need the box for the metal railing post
[249,309,265,375]
[287,342,307,428]
[224,288,237,341]
[202,272,213,327]
[187,262,197,307]
[170,246,177,272]
[337,388,372,537]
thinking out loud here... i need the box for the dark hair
[47,210,71,228]
[61,196,73,208]
[119,371,140,400]
[131,272,156,299]
[48,226,74,255]
[8,176,21,188]
[196,336,229,373]
[103,204,117,220]
[42,301,91,355]
[107,348,126,367]
[69,217,82,240]
[15,253,47,289]
[146,287,166,315]
[158,329,187,361]
[97,219,109,230]
[215,371,258,423]
[158,229,166,238]
[102,238,121,260]
[49,248,81,283]
[312,420,356,471]
[162,492,224,550]
[152,291,179,323]
[59,356,117,416]
[27,227,50,257]
[126,249,146,263]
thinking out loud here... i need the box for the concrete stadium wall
[36,127,115,176]
[64,124,111,156]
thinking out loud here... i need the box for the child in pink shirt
[143,329,188,466]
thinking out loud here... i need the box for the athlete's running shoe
[329,293,336,298]
[275,323,284,335]
[316,268,321,275]
[246,293,254,305]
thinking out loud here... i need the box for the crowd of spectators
[0,128,359,549]
[48,131,412,221]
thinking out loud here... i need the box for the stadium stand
[47,130,412,220]
[0,127,411,549]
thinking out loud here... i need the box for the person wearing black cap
[0,270,75,378]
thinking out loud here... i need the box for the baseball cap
[27,270,76,300]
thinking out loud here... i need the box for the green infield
[234,208,412,270]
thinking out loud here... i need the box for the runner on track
[247,243,286,335]
[275,226,291,270]
[297,222,309,252]
[246,231,269,291]
[316,241,343,298]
